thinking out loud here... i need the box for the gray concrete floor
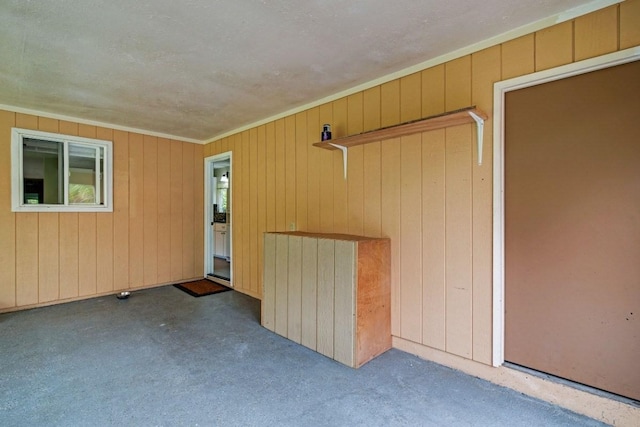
[1,286,606,426]
[211,257,231,280]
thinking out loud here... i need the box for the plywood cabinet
[262,231,391,368]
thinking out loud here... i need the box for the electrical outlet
[289,222,296,231]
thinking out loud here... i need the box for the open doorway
[205,152,232,284]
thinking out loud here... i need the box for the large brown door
[504,60,640,401]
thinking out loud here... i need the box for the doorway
[205,152,232,284]
[497,53,639,401]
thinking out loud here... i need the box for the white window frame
[11,127,113,212]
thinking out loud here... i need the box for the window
[11,128,113,212]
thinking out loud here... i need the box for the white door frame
[204,151,233,283]
[491,46,640,367]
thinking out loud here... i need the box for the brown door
[504,60,640,401]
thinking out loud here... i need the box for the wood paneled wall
[206,1,640,365]
[0,111,204,311]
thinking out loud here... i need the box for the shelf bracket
[329,143,348,179]
[468,110,485,166]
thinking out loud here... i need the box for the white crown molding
[0,103,203,145]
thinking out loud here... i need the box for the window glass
[22,138,63,205]
[12,128,113,212]
[68,144,101,205]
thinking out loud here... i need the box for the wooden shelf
[313,106,487,150]
[313,106,488,178]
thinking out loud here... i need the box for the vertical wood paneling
[37,117,58,132]
[284,117,296,231]
[363,87,381,132]
[316,238,335,357]
[96,128,114,294]
[445,125,473,359]
[381,137,402,337]
[112,130,129,290]
[265,122,277,233]
[362,143,382,237]
[182,143,195,278]
[2,110,203,311]
[422,129,446,350]
[363,87,382,237]
[501,35,535,79]
[401,72,422,122]
[60,118,79,137]
[78,212,97,296]
[381,80,400,127]
[156,138,172,283]
[242,131,251,290]
[333,240,355,367]
[400,74,424,341]
[193,144,204,279]
[400,133,423,342]
[332,97,348,233]
[78,125,97,296]
[170,140,183,281]
[58,213,79,299]
[347,93,364,236]
[420,62,447,350]
[445,35,474,358]
[306,107,320,232]
[471,46,501,364]
[16,214,38,306]
[262,233,276,330]
[143,136,158,286]
[219,137,228,153]
[347,92,364,135]
[59,121,80,298]
[287,235,302,343]
[37,213,59,303]
[36,117,59,303]
[295,112,308,232]
[274,120,286,232]
[274,233,289,336]
[574,5,618,61]
[318,104,334,233]
[15,114,39,306]
[16,113,38,130]
[380,80,401,335]
[620,0,640,49]
[232,134,243,287]
[249,129,259,293]
[422,65,445,117]
[128,133,144,287]
[445,56,472,111]
[0,110,16,308]
[301,236,318,349]
[535,22,574,71]
[257,126,267,295]
[12,113,30,142]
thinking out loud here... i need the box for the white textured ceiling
[0,0,599,142]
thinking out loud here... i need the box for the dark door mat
[174,279,232,297]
